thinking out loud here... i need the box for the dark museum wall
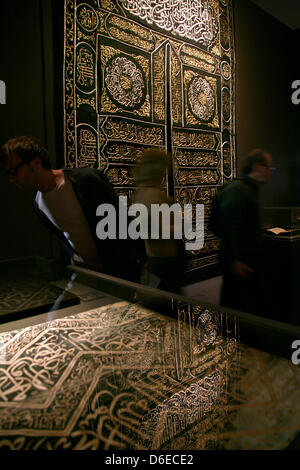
[290,27,300,206]
[0,0,299,265]
[0,0,56,262]
[234,0,300,206]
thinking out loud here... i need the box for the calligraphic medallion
[188,76,216,122]
[77,4,99,31]
[104,55,146,110]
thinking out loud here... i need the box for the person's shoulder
[222,179,248,195]
[219,179,249,207]
[64,167,110,185]
[65,166,102,177]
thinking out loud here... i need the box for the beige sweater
[134,187,181,258]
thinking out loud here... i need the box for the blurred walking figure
[217,148,275,314]
[134,148,185,293]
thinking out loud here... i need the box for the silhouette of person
[218,148,275,314]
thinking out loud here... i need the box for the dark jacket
[33,167,141,282]
[218,177,263,269]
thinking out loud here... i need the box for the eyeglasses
[5,161,27,176]
[262,164,277,172]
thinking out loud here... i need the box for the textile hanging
[64,0,236,272]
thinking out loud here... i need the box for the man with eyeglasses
[216,148,275,315]
[0,135,141,282]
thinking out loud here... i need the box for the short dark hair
[241,148,270,176]
[0,136,51,170]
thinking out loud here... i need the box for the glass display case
[261,208,300,325]
[0,265,299,451]
[262,206,300,239]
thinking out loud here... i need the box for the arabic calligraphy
[0,301,238,449]
[0,331,75,403]
[153,47,165,122]
[222,142,232,177]
[176,168,220,186]
[78,128,98,166]
[171,50,182,125]
[105,143,145,163]
[76,46,95,89]
[77,5,99,31]
[105,56,146,109]
[175,149,219,167]
[173,130,218,149]
[121,0,219,49]
[106,167,134,186]
[103,118,164,145]
[181,44,216,72]
[107,15,155,51]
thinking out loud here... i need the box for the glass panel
[0,266,299,450]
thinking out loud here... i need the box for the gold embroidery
[194,187,216,204]
[176,169,220,186]
[0,299,240,448]
[181,54,216,74]
[169,39,182,56]
[184,71,219,128]
[77,5,98,30]
[209,0,221,56]
[221,61,231,80]
[97,11,107,34]
[107,167,134,186]
[77,47,95,88]
[176,188,192,205]
[220,13,230,50]
[103,118,164,145]
[100,45,150,118]
[187,239,220,257]
[187,255,219,271]
[77,95,96,110]
[181,44,215,64]
[105,143,145,163]
[175,149,219,167]
[98,125,107,150]
[173,131,218,149]
[100,0,119,13]
[222,86,231,122]
[65,0,76,167]
[107,15,155,51]
[153,46,165,122]
[64,0,236,273]
[78,128,97,166]
[108,27,154,51]
[77,29,96,44]
[171,49,182,126]
[223,142,232,176]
